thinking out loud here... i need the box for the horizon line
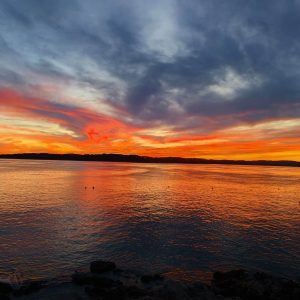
[1,153,299,167]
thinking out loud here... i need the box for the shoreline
[1,260,299,300]
[1,153,300,168]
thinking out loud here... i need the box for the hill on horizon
[0,153,299,167]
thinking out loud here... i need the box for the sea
[0,159,299,282]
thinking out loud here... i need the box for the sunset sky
[0,0,300,160]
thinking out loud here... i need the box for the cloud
[0,88,137,141]
[0,0,300,159]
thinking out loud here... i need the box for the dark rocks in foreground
[1,260,299,299]
[212,269,300,300]
[90,260,116,274]
[0,281,13,300]
[0,279,46,300]
[71,261,300,300]
[141,274,164,284]
[0,281,13,294]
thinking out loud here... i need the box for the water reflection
[0,160,299,281]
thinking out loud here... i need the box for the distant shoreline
[0,153,299,168]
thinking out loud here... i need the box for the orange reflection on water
[0,160,299,282]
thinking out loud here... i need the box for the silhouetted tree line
[0,153,299,167]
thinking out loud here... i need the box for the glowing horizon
[0,1,300,161]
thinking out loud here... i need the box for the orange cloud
[0,87,300,161]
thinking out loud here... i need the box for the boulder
[0,281,12,294]
[12,280,47,297]
[72,271,122,288]
[187,282,217,299]
[151,279,191,300]
[124,285,148,298]
[212,269,300,300]
[72,272,95,286]
[90,260,116,274]
[86,285,127,300]
[141,274,164,283]
[0,292,10,300]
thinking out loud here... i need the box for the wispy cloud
[0,0,299,159]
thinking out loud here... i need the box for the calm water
[0,159,299,282]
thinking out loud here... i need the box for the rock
[14,282,89,300]
[0,292,10,300]
[138,297,160,300]
[93,276,122,289]
[0,281,12,294]
[292,286,300,300]
[212,269,300,300]
[213,269,264,299]
[138,297,161,300]
[5,262,298,300]
[187,282,219,299]
[85,285,106,298]
[90,260,116,274]
[86,284,148,300]
[141,274,164,283]
[151,279,191,300]
[107,286,129,300]
[72,272,95,286]
[212,269,250,298]
[12,280,47,297]
[214,269,247,281]
[72,271,122,288]
[124,285,148,298]
[86,285,127,300]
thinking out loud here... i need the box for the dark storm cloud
[0,0,300,132]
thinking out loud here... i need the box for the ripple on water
[0,160,299,282]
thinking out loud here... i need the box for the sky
[0,0,300,160]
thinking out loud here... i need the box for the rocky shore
[1,261,299,300]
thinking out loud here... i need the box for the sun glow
[0,87,299,160]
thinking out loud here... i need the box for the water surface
[0,159,299,282]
